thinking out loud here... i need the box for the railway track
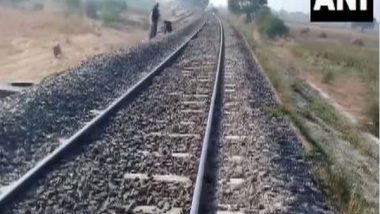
[0,13,332,214]
[0,14,203,192]
[1,14,223,213]
[198,23,332,213]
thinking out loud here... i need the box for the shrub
[64,0,82,14]
[366,100,379,136]
[255,6,271,22]
[323,71,335,84]
[259,15,289,38]
[99,0,127,24]
[85,1,98,19]
[256,9,289,38]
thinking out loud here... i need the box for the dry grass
[289,22,379,48]
[291,44,378,136]
[0,5,148,83]
[314,166,367,214]
[230,16,379,214]
[288,25,379,136]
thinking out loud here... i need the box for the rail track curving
[0,13,332,214]
[1,14,225,213]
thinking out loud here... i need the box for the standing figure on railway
[149,3,160,39]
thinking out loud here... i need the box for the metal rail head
[0,18,207,209]
[190,14,224,214]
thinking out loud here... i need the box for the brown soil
[289,23,379,49]
[0,6,147,83]
[272,41,370,125]
[305,73,368,123]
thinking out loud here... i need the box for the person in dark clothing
[149,3,160,39]
[164,20,173,34]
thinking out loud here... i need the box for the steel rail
[190,14,224,214]
[0,18,207,208]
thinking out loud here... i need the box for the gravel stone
[4,15,221,213]
[211,21,334,213]
[1,15,334,214]
[0,15,203,188]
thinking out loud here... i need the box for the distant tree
[64,0,82,14]
[202,0,210,8]
[181,0,209,9]
[351,18,376,32]
[228,0,240,14]
[252,6,289,38]
[99,0,128,24]
[0,0,29,7]
[259,15,288,38]
[228,0,267,22]
[84,0,98,19]
[255,5,271,22]
[209,6,219,14]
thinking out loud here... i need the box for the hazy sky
[210,0,380,19]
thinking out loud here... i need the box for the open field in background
[289,23,379,48]
[230,16,379,214]
[288,23,379,136]
[0,5,147,83]
[0,1,190,83]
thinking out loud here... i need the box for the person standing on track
[149,3,160,39]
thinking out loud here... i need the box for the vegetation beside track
[230,13,379,214]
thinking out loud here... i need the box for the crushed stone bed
[0,16,203,189]
[4,16,221,213]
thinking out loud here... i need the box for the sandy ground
[289,22,379,48]
[270,24,379,208]
[0,6,148,83]
[279,24,378,126]
[273,44,369,124]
